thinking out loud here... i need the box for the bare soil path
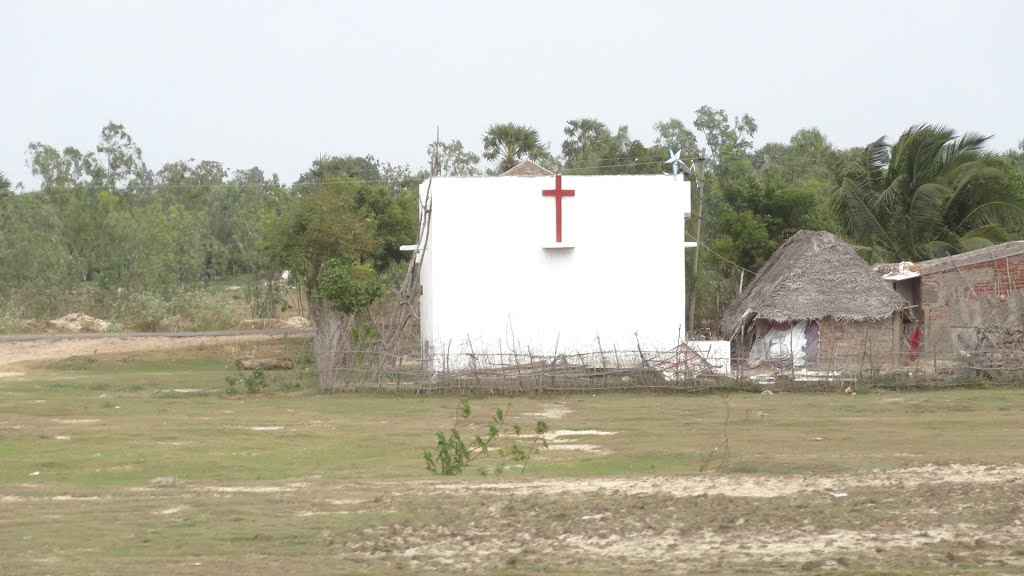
[0,329,313,370]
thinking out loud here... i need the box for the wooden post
[738,321,745,381]
[790,323,796,382]
[929,310,937,373]
[687,152,707,335]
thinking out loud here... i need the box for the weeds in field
[225,367,268,395]
[698,398,731,472]
[424,399,549,476]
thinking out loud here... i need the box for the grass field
[2,342,1024,574]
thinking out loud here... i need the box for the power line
[686,231,755,275]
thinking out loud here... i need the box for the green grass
[1,353,1024,574]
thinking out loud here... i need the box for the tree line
[2,111,1024,337]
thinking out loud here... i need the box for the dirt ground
[3,464,1022,574]
[368,466,1024,573]
[0,332,310,371]
[3,336,1023,574]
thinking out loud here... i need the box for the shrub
[111,290,169,332]
[225,367,268,395]
[424,399,549,476]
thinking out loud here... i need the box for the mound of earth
[48,313,111,333]
[238,316,311,330]
[279,316,310,329]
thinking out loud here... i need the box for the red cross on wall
[542,174,575,243]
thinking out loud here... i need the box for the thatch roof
[720,230,908,338]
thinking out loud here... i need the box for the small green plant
[243,367,267,393]
[424,399,549,476]
[224,376,239,395]
[225,367,267,395]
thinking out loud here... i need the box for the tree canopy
[3,113,1023,336]
[832,124,1024,262]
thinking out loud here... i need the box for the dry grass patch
[1,354,1024,574]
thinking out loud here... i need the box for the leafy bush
[111,290,169,332]
[169,290,237,331]
[318,260,383,315]
[0,303,30,334]
[224,367,268,395]
[424,400,549,476]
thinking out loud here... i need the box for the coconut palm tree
[482,123,549,173]
[832,124,1024,263]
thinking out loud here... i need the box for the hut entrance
[747,320,820,369]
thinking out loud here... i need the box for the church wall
[420,175,691,367]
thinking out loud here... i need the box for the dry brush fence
[314,342,1024,394]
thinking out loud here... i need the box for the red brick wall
[921,253,1024,355]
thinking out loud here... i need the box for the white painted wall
[420,174,691,365]
[687,341,732,375]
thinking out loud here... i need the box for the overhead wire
[685,231,755,275]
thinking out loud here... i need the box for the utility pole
[687,150,707,337]
[431,126,440,177]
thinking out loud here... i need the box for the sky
[2,0,1023,189]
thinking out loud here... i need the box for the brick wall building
[898,242,1024,357]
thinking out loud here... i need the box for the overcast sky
[2,0,1022,189]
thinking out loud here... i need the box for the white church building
[415,162,729,374]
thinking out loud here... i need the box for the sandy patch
[245,426,285,431]
[544,430,617,440]
[199,482,308,494]
[3,495,105,503]
[547,444,607,453]
[352,518,1024,572]
[437,463,1024,499]
[328,498,368,506]
[51,419,100,424]
[524,404,572,420]
[539,429,617,454]
[0,371,25,378]
[156,506,185,515]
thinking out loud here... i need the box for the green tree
[561,118,612,169]
[0,171,11,210]
[693,105,758,186]
[709,173,835,272]
[264,159,415,392]
[482,122,551,173]
[428,139,481,176]
[92,122,153,195]
[0,193,76,317]
[264,177,378,392]
[295,155,382,186]
[832,124,1024,262]
[653,118,700,160]
[560,121,662,175]
[1000,139,1024,194]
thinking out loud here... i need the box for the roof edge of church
[500,159,555,177]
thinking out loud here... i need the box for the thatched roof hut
[720,230,908,339]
